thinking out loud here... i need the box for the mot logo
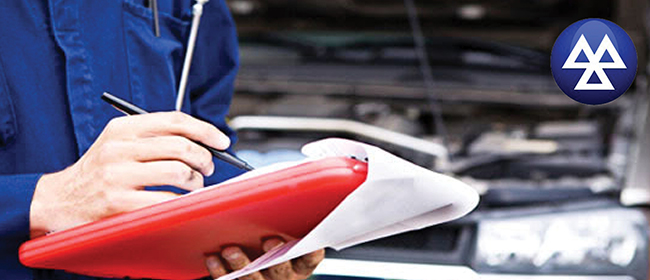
[551,19,637,105]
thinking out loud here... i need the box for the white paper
[183,159,315,197]
[216,138,479,280]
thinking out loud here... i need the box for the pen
[101,92,254,171]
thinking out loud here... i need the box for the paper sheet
[216,138,479,280]
[183,159,315,197]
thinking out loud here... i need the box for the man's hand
[205,238,325,280]
[28,112,324,279]
[29,112,230,237]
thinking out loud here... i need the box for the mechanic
[0,1,323,279]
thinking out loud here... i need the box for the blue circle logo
[551,18,637,105]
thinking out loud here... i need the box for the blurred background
[224,0,650,279]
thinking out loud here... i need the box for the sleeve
[186,0,245,186]
[0,173,42,279]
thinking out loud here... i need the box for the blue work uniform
[0,1,243,279]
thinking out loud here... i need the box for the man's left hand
[205,238,325,280]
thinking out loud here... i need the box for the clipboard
[19,157,367,280]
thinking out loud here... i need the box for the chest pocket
[121,0,191,111]
[0,61,16,148]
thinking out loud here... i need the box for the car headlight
[472,207,649,279]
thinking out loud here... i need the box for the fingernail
[205,255,221,270]
[222,247,242,261]
[263,239,285,252]
[220,135,231,149]
[207,162,215,176]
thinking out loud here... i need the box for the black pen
[101,92,254,171]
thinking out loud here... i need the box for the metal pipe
[175,0,209,111]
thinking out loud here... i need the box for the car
[225,0,650,279]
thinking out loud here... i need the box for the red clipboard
[19,157,367,280]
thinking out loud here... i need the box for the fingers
[129,136,215,176]
[207,241,324,280]
[93,136,215,176]
[292,249,325,276]
[221,247,265,280]
[206,255,228,279]
[262,239,294,280]
[107,161,204,192]
[109,112,231,150]
[33,112,229,234]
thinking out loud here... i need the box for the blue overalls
[0,1,242,279]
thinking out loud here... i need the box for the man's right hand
[29,112,231,238]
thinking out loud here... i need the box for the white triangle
[562,34,627,91]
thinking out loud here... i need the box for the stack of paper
[218,138,479,280]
